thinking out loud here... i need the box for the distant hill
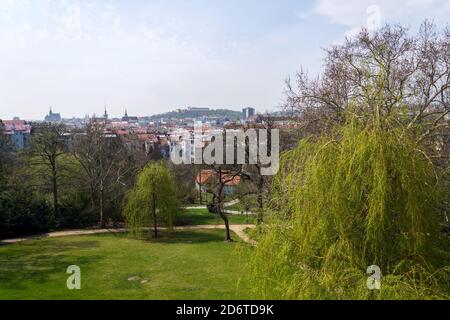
[150,108,243,120]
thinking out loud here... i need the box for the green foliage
[0,149,98,237]
[123,162,179,238]
[21,153,93,229]
[150,108,242,121]
[24,154,83,197]
[0,186,51,239]
[247,116,450,300]
[57,192,97,229]
[0,131,13,185]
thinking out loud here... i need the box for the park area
[0,208,254,300]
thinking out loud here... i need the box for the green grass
[176,208,256,226]
[226,202,245,212]
[0,229,252,300]
[191,192,214,205]
[243,227,259,241]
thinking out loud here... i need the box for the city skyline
[1,0,450,119]
[2,105,255,121]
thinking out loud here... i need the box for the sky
[0,0,450,120]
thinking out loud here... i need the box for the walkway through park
[0,224,256,245]
[184,199,257,216]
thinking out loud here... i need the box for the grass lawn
[176,208,256,226]
[0,229,252,300]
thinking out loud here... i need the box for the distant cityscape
[0,106,294,158]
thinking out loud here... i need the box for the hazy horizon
[3,105,254,122]
[1,0,450,120]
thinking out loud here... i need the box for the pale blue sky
[1,0,449,120]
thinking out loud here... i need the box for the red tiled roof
[115,129,129,136]
[3,120,31,133]
[196,170,241,186]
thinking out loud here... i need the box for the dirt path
[184,199,243,210]
[0,224,256,245]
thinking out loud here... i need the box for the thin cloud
[314,0,450,34]
[0,0,448,120]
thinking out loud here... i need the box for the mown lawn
[176,208,256,226]
[0,229,252,300]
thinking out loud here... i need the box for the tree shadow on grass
[175,215,217,226]
[175,209,221,226]
[0,240,102,291]
[136,229,229,244]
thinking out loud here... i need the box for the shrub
[0,188,51,239]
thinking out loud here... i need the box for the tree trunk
[257,189,264,223]
[99,183,105,228]
[218,169,232,242]
[222,211,232,242]
[218,205,232,242]
[51,161,58,224]
[89,182,96,211]
[152,193,157,239]
[257,177,264,223]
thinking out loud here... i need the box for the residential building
[2,119,32,149]
[195,169,241,195]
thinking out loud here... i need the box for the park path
[184,198,240,210]
[184,199,257,216]
[0,224,256,245]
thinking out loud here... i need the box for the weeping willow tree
[246,111,450,299]
[245,23,450,299]
[123,162,179,239]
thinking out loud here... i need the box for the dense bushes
[0,187,99,239]
[0,188,50,239]
[55,192,98,229]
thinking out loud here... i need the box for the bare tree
[28,123,66,221]
[72,120,133,227]
[203,165,243,242]
[285,22,450,151]
[237,117,278,223]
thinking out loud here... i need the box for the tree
[249,112,450,299]
[167,162,199,205]
[123,162,179,239]
[72,120,134,227]
[239,118,277,223]
[285,22,450,156]
[203,165,242,242]
[248,23,450,299]
[28,123,66,222]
